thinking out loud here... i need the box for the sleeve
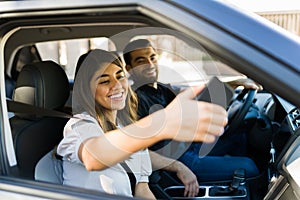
[57,114,103,164]
[125,148,152,183]
[139,148,152,183]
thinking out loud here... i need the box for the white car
[1,0,300,199]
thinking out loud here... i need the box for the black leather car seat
[9,60,70,179]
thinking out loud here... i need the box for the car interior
[9,60,70,180]
[2,9,300,200]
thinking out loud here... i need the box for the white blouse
[57,113,152,197]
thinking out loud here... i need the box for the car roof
[1,0,300,68]
[0,0,137,13]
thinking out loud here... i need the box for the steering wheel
[224,89,257,136]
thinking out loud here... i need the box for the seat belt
[7,100,72,119]
[7,100,137,194]
[120,162,136,196]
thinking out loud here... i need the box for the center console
[162,169,249,199]
[164,184,247,199]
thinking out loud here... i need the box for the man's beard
[131,73,157,89]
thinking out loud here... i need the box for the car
[1,0,300,199]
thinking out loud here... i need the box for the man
[123,39,260,197]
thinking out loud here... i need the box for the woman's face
[91,63,128,111]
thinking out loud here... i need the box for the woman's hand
[163,86,228,143]
[175,161,199,197]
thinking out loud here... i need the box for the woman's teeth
[109,93,122,99]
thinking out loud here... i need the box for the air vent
[289,108,300,130]
[291,109,300,119]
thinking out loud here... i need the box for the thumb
[178,85,205,100]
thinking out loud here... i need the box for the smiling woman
[56,49,227,198]
[57,49,153,197]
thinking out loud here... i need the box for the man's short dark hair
[123,39,154,65]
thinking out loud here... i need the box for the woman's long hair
[72,49,138,132]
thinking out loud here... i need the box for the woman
[57,49,227,198]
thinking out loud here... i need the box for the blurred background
[226,0,300,36]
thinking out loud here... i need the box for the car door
[264,134,300,200]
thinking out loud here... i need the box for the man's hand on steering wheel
[226,77,263,91]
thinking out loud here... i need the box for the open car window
[31,34,245,86]
[131,34,243,87]
[36,37,116,81]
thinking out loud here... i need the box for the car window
[36,37,116,80]
[9,46,41,80]
[35,35,243,86]
[131,35,243,87]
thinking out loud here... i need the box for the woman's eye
[117,75,125,80]
[99,80,109,84]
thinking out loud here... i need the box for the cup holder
[164,185,247,199]
[164,186,206,198]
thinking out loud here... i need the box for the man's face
[126,47,158,85]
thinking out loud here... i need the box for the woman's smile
[93,63,128,111]
[108,92,124,100]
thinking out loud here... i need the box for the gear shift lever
[209,168,246,196]
[230,168,246,191]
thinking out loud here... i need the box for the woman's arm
[135,182,156,199]
[149,151,199,197]
[79,86,228,171]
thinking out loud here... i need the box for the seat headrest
[13,61,69,110]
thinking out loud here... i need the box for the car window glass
[36,37,116,81]
[131,35,243,87]
[10,46,41,81]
